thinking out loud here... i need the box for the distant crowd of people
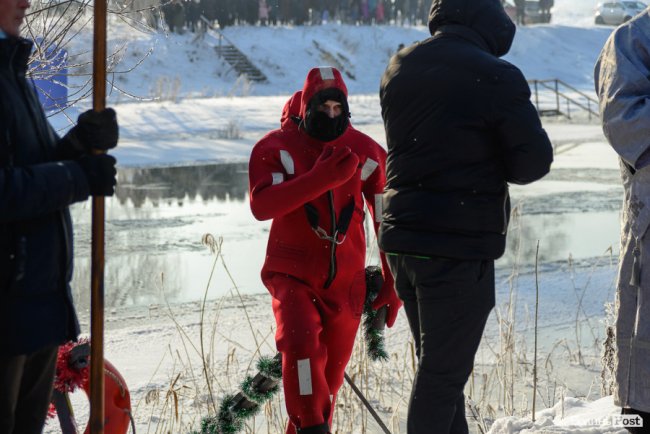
[152,0,557,34]
[159,0,431,33]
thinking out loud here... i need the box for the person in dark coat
[539,0,553,23]
[198,0,217,26]
[184,0,200,32]
[291,0,309,25]
[378,0,553,433]
[213,0,235,28]
[514,0,526,24]
[267,0,280,25]
[0,0,118,432]
[162,0,185,32]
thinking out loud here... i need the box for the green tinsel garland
[363,266,389,362]
[241,374,279,404]
[362,308,389,361]
[193,355,282,434]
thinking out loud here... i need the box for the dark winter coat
[378,0,553,260]
[0,36,89,356]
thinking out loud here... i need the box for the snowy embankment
[54,20,615,167]
[41,7,637,433]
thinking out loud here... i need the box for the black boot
[622,407,650,433]
[296,422,330,434]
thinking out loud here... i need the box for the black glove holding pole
[59,108,119,158]
[75,154,117,196]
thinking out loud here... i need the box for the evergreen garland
[363,266,389,361]
[258,354,282,379]
[240,374,279,404]
[193,354,282,434]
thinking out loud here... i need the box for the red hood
[299,67,348,120]
[280,90,302,130]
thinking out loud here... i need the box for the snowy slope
[59,7,615,107]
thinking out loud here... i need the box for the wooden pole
[90,0,107,430]
[344,373,392,434]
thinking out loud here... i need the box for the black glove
[75,154,117,196]
[62,108,119,156]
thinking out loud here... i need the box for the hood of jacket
[280,90,302,131]
[428,0,516,57]
[299,66,348,120]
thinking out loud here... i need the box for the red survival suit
[248,67,401,434]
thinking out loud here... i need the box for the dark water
[68,163,622,311]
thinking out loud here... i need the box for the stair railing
[198,15,267,82]
[199,15,237,59]
[528,79,599,121]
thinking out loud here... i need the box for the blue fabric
[0,30,6,39]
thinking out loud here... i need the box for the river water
[67,161,623,312]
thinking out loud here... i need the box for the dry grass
[137,207,618,433]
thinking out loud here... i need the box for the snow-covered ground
[37,1,645,432]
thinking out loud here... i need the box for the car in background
[595,1,647,25]
[524,0,553,23]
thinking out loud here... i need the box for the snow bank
[59,13,615,106]
[488,396,628,433]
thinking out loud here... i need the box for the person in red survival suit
[248,66,402,434]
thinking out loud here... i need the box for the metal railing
[199,15,230,55]
[198,15,267,82]
[528,79,599,121]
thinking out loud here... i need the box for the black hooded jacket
[379,0,553,260]
[0,36,89,355]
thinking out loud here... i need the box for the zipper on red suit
[325,190,337,288]
[303,191,356,289]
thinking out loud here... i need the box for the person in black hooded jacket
[0,0,118,431]
[379,0,553,432]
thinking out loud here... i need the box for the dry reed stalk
[532,240,540,422]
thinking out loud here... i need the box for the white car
[595,1,647,25]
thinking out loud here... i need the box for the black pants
[0,346,58,434]
[387,255,495,434]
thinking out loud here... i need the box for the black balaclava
[303,87,350,142]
